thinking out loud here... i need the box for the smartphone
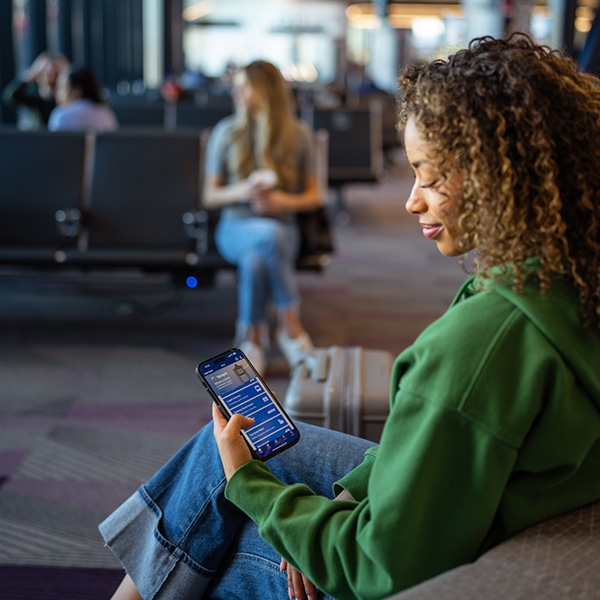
[196,348,300,460]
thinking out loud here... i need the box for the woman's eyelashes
[420,180,439,189]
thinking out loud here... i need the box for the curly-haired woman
[202,60,320,375]
[100,35,600,600]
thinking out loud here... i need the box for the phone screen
[196,348,300,460]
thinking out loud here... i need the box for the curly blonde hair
[398,33,600,329]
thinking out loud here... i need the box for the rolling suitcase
[283,345,394,442]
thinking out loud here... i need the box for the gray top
[204,115,315,219]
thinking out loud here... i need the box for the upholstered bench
[384,499,600,600]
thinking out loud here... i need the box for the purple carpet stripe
[12,426,195,484]
[66,401,212,435]
[0,451,29,478]
[2,480,140,514]
[0,566,124,600]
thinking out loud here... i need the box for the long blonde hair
[229,60,298,191]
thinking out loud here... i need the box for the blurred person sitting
[48,65,118,132]
[1,51,69,129]
[203,60,320,375]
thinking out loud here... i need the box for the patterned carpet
[0,164,467,597]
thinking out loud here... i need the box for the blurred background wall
[1,0,600,128]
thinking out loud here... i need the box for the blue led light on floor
[186,276,198,289]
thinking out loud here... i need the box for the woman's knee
[238,252,267,281]
[248,221,292,261]
[263,222,293,257]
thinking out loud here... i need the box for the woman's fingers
[212,402,254,434]
[212,401,228,433]
[212,403,254,479]
[285,562,317,600]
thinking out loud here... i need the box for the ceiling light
[182,1,215,22]
[412,17,445,39]
[346,3,382,29]
[386,3,462,29]
[575,16,593,32]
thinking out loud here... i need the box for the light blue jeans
[99,422,376,600]
[215,215,300,326]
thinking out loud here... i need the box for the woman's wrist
[205,180,252,208]
[334,488,355,502]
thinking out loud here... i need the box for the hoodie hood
[454,269,600,413]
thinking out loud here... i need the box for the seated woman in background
[48,65,118,132]
[1,51,69,129]
[100,35,600,600]
[203,60,320,375]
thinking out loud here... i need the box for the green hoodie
[226,273,600,600]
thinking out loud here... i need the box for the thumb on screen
[229,413,255,431]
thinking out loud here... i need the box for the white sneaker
[234,322,270,353]
[276,330,314,367]
[239,341,267,377]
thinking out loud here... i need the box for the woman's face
[232,70,257,114]
[404,116,466,257]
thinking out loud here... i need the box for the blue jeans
[215,215,300,326]
[99,422,376,600]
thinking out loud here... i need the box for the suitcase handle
[299,348,330,382]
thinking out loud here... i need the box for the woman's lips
[420,223,444,240]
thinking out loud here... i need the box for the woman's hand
[280,488,355,600]
[245,171,293,215]
[24,53,51,83]
[248,185,290,216]
[281,558,318,600]
[212,402,255,480]
[246,172,320,216]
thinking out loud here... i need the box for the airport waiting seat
[0,126,332,288]
[64,129,204,270]
[301,101,384,222]
[174,103,233,130]
[384,498,600,600]
[108,96,167,128]
[347,92,401,153]
[295,128,333,270]
[302,101,384,187]
[0,128,87,264]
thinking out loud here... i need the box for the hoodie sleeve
[224,290,549,600]
[225,388,517,600]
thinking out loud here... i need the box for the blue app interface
[200,349,299,458]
